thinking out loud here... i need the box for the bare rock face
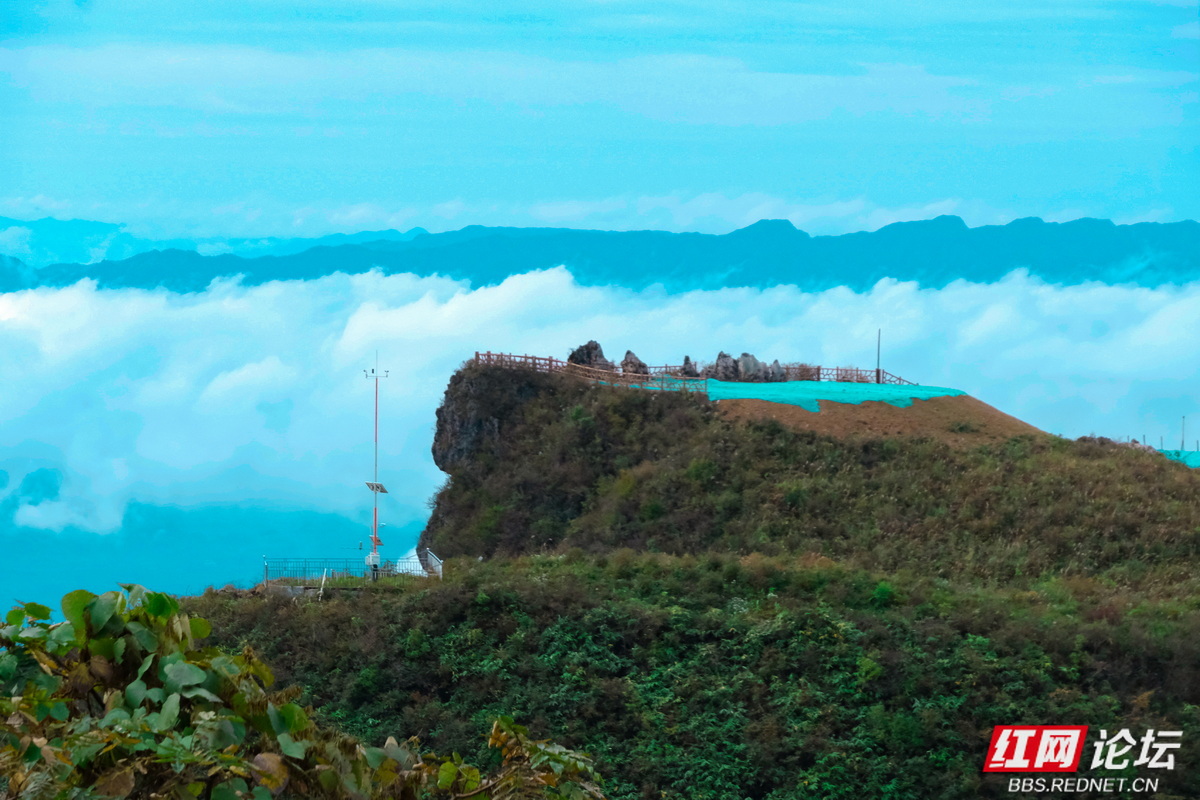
[622,350,650,375]
[433,367,546,472]
[737,353,766,381]
[568,340,615,371]
[701,352,740,381]
[680,356,700,378]
[699,350,786,382]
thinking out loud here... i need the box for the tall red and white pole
[364,354,389,570]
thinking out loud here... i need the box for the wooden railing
[471,351,709,393]
[472,352,566,373]
[470,351,914,389]
[562,360,709,392]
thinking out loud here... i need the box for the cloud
[196,355,297,413]
[1172,21,1199,39]
[0,195,73,217]
[321,203,418,231]
[532,193,1009,234]
[5,266,1200,548]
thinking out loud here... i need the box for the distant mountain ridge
[2,215,1198,293]
[0,215,429,270]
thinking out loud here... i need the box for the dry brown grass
[716,394,1046,448]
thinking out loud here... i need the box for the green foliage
[1,586,605,800]
[188,555,1200,799]
[20,366,1200,798]
[869,581,896,609]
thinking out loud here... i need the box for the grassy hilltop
[188,365,1200,799]
[420,365,1200,593]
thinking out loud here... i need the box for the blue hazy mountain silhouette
[0,215,429,269]
[2,215,1198,293]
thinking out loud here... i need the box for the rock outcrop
[699,351,786,382]
[567,341,788,382]
[433,366,551,472]
[737,353,765,381]
[568,340,615,371]
[621,350,650,375]
[701,352,740,381]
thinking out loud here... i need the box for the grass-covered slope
[421,364,1200,593]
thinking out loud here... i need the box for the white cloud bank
[2,267,1199,539]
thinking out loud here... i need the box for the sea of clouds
[4,266,1199,603]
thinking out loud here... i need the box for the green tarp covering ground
[1160,450,1200,468]
[704,379,966,413]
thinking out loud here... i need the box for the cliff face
[431,365,560,473]
[419,363,715,557]
[424,363,596,556]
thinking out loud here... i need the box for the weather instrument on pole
[364,356,389,572]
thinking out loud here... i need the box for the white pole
[373,354,379,560]
[364,355,389,580]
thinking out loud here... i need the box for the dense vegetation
[186,364,1200,798]
[423,365,1200,595]
[189,554,1200,799]
[0,586,603,799]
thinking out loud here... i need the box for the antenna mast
[363,353,390,575]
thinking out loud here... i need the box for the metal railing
[779,365,914,385]
[472,351,914,387]
[263,549,442,584]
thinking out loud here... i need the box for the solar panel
[365,482,389,493]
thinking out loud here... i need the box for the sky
[2,1,1200,606]
[1,0,1197,238]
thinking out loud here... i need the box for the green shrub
[1,586,605,799]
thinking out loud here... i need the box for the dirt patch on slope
[718,394,1046,448]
